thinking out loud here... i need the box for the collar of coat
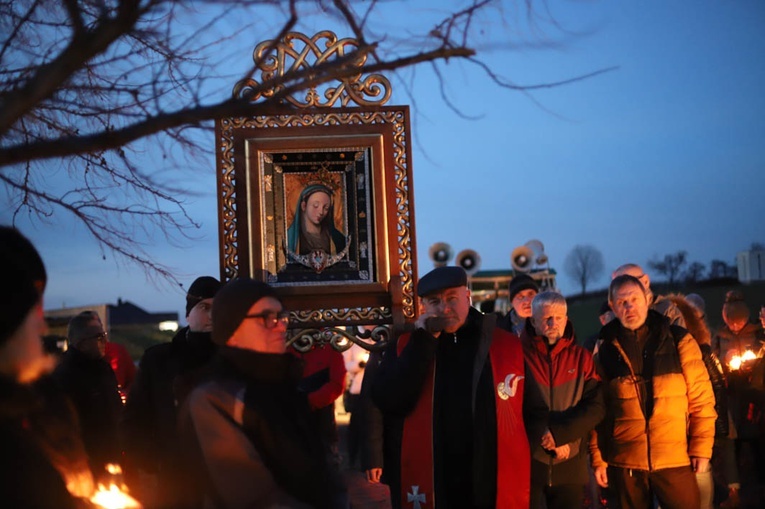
[214,346,303,384]
[521,319,576,356]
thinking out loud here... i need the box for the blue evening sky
[4,1,764,322]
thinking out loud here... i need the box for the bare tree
[683,261,706,284]
[709,259,737,279]
[647,251,688,286]
[564,244,605,295]
[0,0,613,282]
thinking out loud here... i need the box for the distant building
[45,298,179,336]
[737,250,765,283]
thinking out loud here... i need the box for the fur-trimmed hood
[656,293,711,346]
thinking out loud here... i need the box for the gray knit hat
[212,278,279,346]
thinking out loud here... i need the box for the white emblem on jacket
[497,373,524,400]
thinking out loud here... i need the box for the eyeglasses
[245,310,290,329]
[79,332,108,343]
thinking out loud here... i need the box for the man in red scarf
[372,266,530,509]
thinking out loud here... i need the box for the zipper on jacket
[613,338,653,472]
[643,348,652,472]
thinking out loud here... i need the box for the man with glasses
[372,266,530,509]
[179,278,348,508]
[54,310,123,475]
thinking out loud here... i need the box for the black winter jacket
[0,375,93,508]
[53,348,122,473]
[121,327,216,507]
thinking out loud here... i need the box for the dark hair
[609,274,646,303]
[67,311,102,343]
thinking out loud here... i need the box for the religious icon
[283,167,352,272]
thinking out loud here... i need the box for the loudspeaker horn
[511,245,534,273]
[525,239,548,266]
[456,249,481,276]
[429,242,453,267]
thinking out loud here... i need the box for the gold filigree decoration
[289,306,392,324]
[217,110,414,318]
[287,325,390,352]
[232,31,391,108]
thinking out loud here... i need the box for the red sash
[398,328,530,509]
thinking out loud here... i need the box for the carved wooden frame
[216,106,417,329]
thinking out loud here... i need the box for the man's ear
[640,274,650,291]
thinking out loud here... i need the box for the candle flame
[728,350,757,371]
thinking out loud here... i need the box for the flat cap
[417,266,468,297]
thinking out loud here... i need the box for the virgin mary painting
[286,184,347,256]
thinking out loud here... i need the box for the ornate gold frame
[215,31,417,333]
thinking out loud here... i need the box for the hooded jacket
[590,310,716,471]
[660,294,729,437]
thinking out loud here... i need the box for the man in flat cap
[123,275,222,509]
[372,266,530,509]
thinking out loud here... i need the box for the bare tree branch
[0,0,612,284]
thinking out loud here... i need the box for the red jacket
[521,320,604,486]
[104,341,136,400]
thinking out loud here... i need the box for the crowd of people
[2,224,765,509]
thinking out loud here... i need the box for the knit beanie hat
[186,276,222,317]
[0,226,46,291]
[723,290,750,323]
[508,274,539,301]
[0,227,43,346]
[211,278,278,346]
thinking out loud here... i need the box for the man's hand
[691,457,710,473]
[594,465,608,488]
[415,312,442,338]
[553,444,570,460]
[366,468,382,483]
[540,429,556,450]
